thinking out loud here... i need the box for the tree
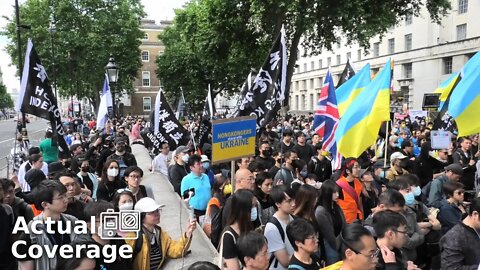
[0,83,14,116]
[157,0,451,111]
[3,0,146,112]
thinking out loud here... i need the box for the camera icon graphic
[99,209,140,240]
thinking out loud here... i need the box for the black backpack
[210,205,225,248]
[267,216,285,269]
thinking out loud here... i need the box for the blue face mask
[250,207,258,221]
[181,154,189,163]
[300,169,308,178]
[379,171,386,178]
[404,192,415,206]
[413,186,421,197]
[202,162,210,170]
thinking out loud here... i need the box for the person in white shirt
[151,141,171,178]
[17,149,49,192]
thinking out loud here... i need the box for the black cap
[445,164,463,176]
[25,169,46,189]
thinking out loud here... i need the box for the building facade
[290,0,480,114]
[122,19,170,116]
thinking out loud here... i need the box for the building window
[295,81,299,91]
[142,71,150,87]
[371,67,380,77]
[143,97,151,111]
[311,61,315,70]
[141,51,149,61]
[405,14,413,25]
[295,95,299,110]
[403,63,412,78]
[303,63,307,72]
[388,38,395,54]
[373,42,380,57]
[456,24,467,40]
[346,52,351,61]
[337,42,341,49]
[458,0,468,14]
[301,95,306,110]
[143,33,149,40]
[310,79,314,89]
[318,77,323,87]
[327,57,332,67]
[357,49,361,61]
[443,57,453,74]
[336,55,341,65]
[404,34,412,51]
[303,80,307,90]
[319,59,323,69]
[310,94,314,110]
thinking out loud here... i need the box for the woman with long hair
[336,158,364,224]
[220,189,256,270]
[315,180,347,265]
[253,171,274,224]
[203,175,230,237]
[360,170,379,218]
[96,159,126,201]
[293,184,325,263]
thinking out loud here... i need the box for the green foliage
[157,0,450,111]
[3,0,146,109]
[0,83,14,110]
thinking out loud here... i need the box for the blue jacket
[438,200,463,235]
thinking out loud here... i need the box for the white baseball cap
[134,197,165,213]
[390,152,408,162]
[201,155,210,163]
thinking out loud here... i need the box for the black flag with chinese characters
[195,86,216,149]
[336,59,356,88]
[15,39,69,155]
[238,26,287,130]
[147,88,189,152]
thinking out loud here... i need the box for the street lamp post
[105,56,119,118]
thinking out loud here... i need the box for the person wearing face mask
[256,141,275,170]
[75,201,132,270]
[273,150,298,188]
[77,159,99,200]
[201,155,215,186]
[308,143,333,183]
[96,159,127,202]
[169,145,190,196]
[107,137,137,179]
[112,189,135,212]
[385,152,409,182]
[386,179,426,262]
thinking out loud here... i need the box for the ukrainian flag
[434,72,460,111]
[448,52,480,137]
[336,59,391,158]
[336,64,371,117]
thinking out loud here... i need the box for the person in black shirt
[0,185,15,270]
[236,231,270,270]
[56,171,87,221]
[293,132,314,164]
[255,141,275,170]
[168,145,190,196]
[286,218,323,270]
[307,143,333,182]
[276,129,295,154]
[97,160,127,202]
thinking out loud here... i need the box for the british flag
[313,70,342,170]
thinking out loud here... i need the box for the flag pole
[180,87,197,151]
[384,121,389,168]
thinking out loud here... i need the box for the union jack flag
[313,70,342,170]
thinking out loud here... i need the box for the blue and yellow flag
[335,59,391,158]
[448,52,480,137]
[434,72,460,111]
[336,63,371,117]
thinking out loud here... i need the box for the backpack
[210,204,225,248]
[267,216,285,269]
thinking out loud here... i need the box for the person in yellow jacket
[126,197,196,270]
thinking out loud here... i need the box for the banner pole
[231,159,236,193]
[384,121,390,168]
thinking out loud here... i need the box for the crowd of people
[0,113,479,270]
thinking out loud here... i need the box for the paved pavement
[0,118,49,177]
[131,144,219,269]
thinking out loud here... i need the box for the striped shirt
[150,240,163,270]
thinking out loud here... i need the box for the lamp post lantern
[105,56,119,118]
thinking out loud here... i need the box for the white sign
[431,130,451,150]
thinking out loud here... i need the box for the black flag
[336,59,355,88]
[196,85,215,149]
[144,88,189,154]
[238,26,287,130]
[15,39,69,155]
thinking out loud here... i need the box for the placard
[431,130,451,150]
[211,116,257,164]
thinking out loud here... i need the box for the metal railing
[0,155,11,178]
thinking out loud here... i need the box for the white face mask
[107,168,119,177]
[119,202,133,211]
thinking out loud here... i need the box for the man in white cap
[126,197,196,269]
[385,152,409,181]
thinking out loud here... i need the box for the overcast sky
[0,0,188,93]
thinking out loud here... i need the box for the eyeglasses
[455,190,465,195]
[393,229,408,235]
[128,174,141,179]
[147,209,161,215]
[340,233,379,259]
[306,235,318,241]
[53,194,68,201]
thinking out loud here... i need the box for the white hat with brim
[134,197,165,213]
